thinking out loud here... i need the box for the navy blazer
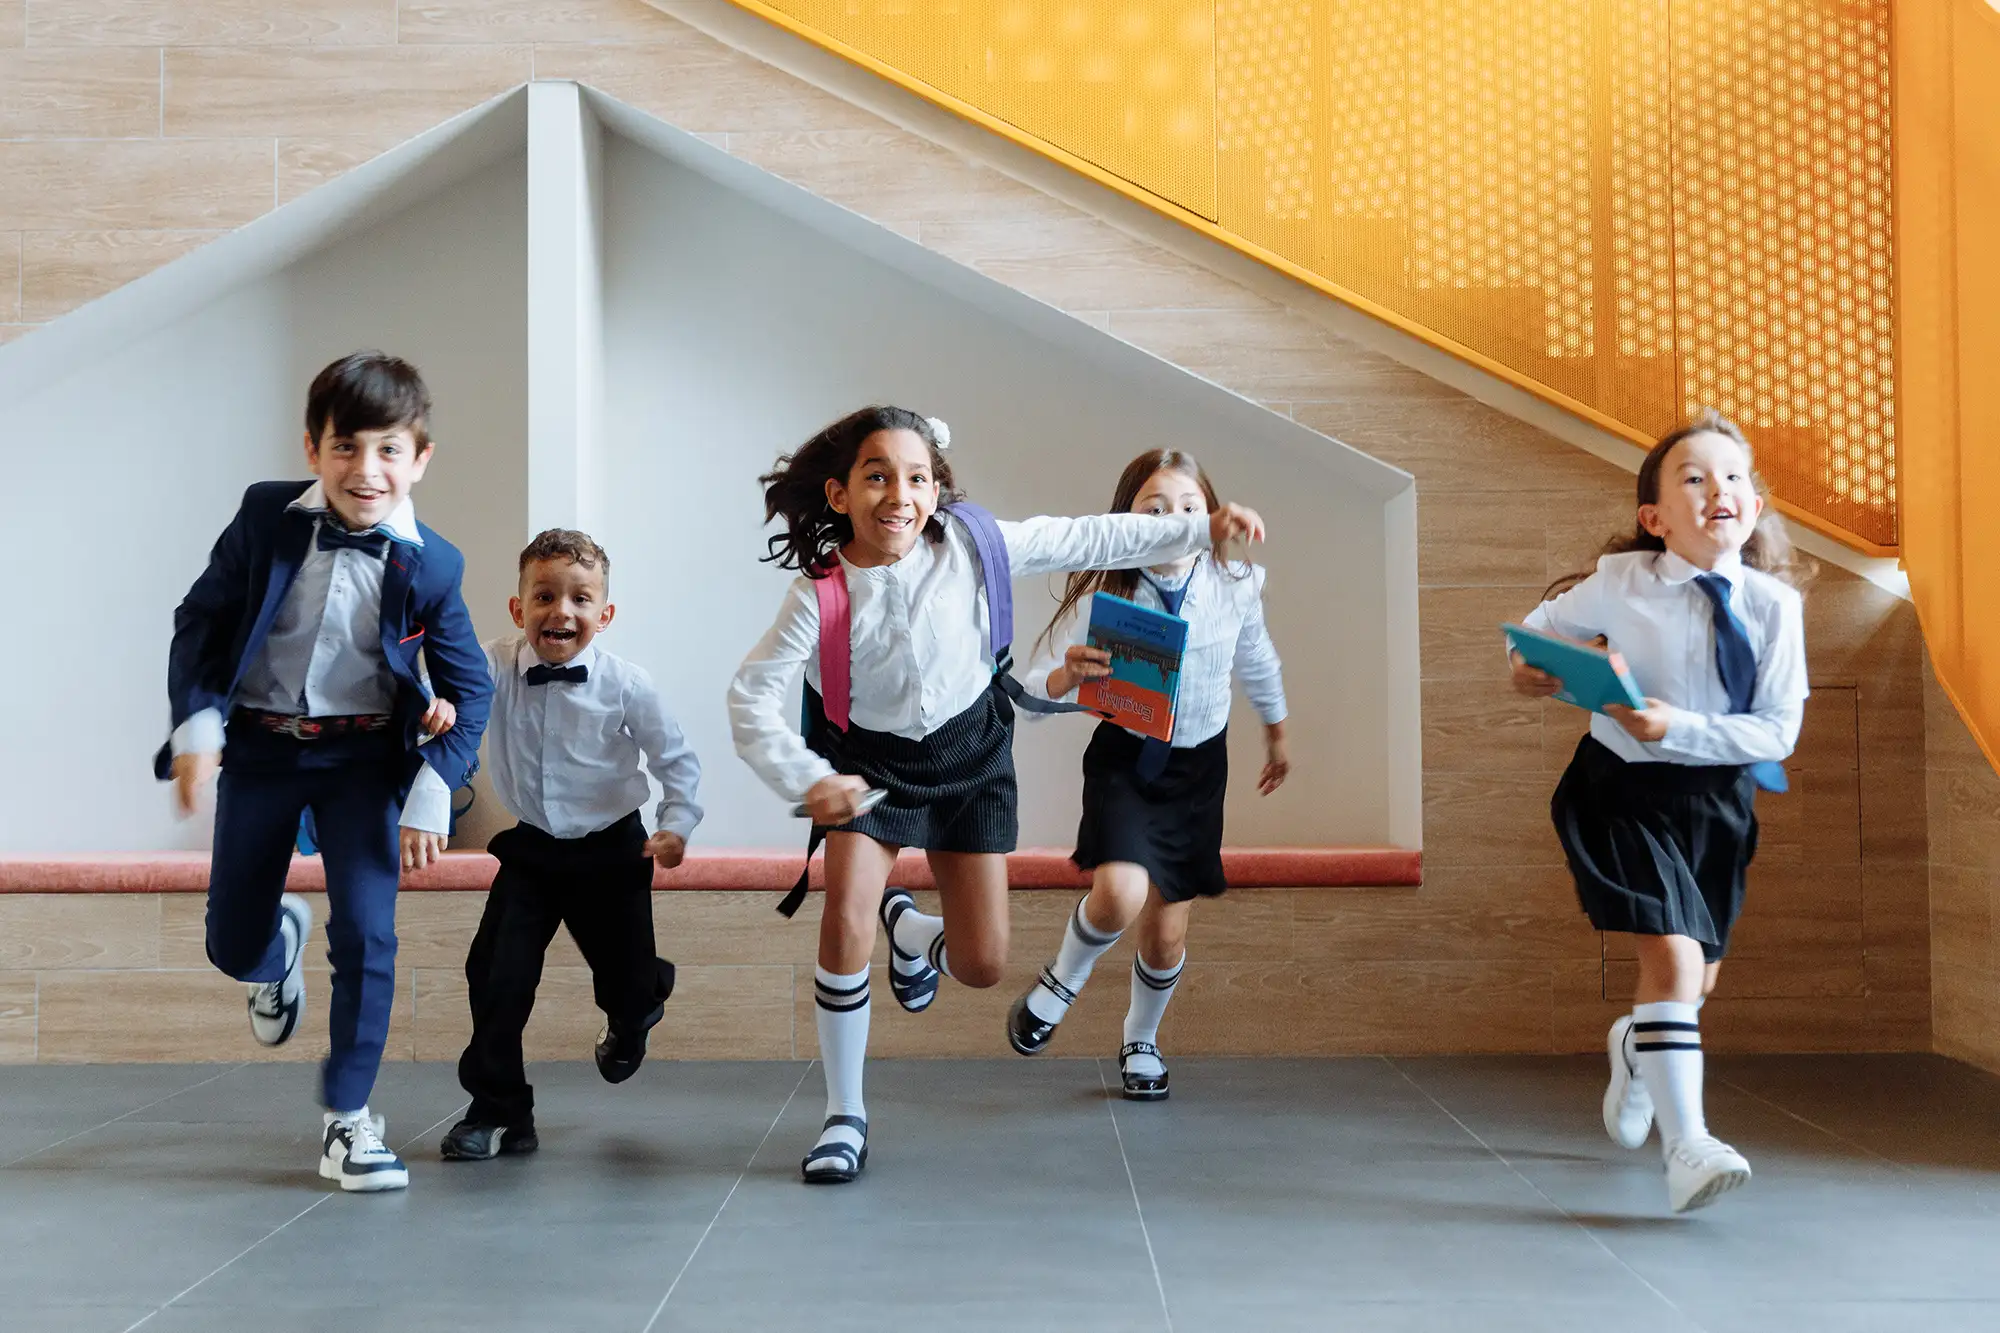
[154,480,493,791]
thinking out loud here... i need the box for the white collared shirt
[1521,548,1808,767]
[172,481,451,833]
[1023,557,1287,747]
[483,635,704,841]
[729,510,1209,802]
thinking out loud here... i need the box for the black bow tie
[524,663,588,686]
[316,522,389,557]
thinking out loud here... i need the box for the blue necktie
[524,664,587,686]
[1134,567,1194,782]
[316,522,389,557]
[1691,574,1787,793]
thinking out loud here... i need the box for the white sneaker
[319,1109,408,1193]
[1664,1135,1751,1213]
[1602,1014,1655,1150]
[247,894,312,1047]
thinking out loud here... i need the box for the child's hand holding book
[1047,645,1112,699]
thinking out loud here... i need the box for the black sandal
[1119,1041,1170,1102]
[879,889,940,1013]
[800,1114,869,1184]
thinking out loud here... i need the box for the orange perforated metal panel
[737,0,1897,551]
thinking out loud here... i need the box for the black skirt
[1552,734,1758,963]
[1073,722,1229,903]
[802,683,1018,854]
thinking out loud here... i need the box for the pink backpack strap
[813,562,852,732]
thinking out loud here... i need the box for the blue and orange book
[1077,592,1188,743]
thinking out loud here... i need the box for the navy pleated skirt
[1552,734,1758,963]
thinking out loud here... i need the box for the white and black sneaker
[320,1109,409,1192]
[248,894,312,1047]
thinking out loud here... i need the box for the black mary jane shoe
[1119,1041,1170,1102]
[800,1115,869,1184]
[440,1119,540,1161]
[1007,969,1075,1056]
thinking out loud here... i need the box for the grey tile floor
[2,1054,1998,1331]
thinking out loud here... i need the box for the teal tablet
[1503,623,1647,714]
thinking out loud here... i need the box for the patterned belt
[243,711,393,740]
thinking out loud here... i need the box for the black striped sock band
[1134,957,1184,991]
[1037,967,1079,1007]
[1071,898,1120,948]
[814,976,870,1013]
[925,934,949,976]
[1632,1019,1700,1053]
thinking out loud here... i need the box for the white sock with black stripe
[1630,1000,1706,1155]
[889,898,953,980]
[1026,896,1122,1024]
[810,965,870,1170]
[1122,953,1184,1078]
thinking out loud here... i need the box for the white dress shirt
[730,510,1210,802]
[1522,549,1808,767]
[484,635,704,841]
[1024,557,1287,746]
[171,482,451,834]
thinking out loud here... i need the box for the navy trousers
[206,724,405,1112]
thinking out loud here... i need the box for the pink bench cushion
[0,847,1420,893]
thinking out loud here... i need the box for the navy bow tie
[316,522,389,557]
[524,663,588,686]
[1691,573,1787,793]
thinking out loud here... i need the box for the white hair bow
[926,416,952,450]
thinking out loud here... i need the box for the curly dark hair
[757,406,961,576]
[518,528,609,584]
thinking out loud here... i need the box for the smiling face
[510,557,615,665]
[1638,429,1765,569]
[825,427,941,568]
[303,422,430,531]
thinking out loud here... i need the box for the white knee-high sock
[814,965,870,1124]
[889,900,952,979]
[1630,1000,1706,1153]
[1122,953,1184,1078]
[1025,896,1123,1024]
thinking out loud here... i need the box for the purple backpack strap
[945,501,1094,718]
[943,500,1013,665]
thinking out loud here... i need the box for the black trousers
[458,812,672,1126]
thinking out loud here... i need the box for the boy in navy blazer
[159,351,492,1192]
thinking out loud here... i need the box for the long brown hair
[757,406,961,576]
[1543,409,1814,599]
[1035,449,1240,654]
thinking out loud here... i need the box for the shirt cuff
[398,763,453,835]
[1257,701,1289,727]
[655,805,701,841]
[1658,706,1707,757]
[170,709,224,757]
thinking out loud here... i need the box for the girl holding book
[1510,409,1809,1213]
[729,410,1267,1182]
[1007,449,1288,1100]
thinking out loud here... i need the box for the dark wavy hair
[758,406,961,576]
[306,350,431,449]
[1544,408,1814,599]
[1035,449,1241,654]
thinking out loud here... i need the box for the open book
[1078,592,1190,743]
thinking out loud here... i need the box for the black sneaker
[440,1119,539,1161]
[595,1001,666,1084]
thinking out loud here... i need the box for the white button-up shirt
[729,510,1209,802]
[1521,549,1808,767]
[1023,557,1287,746]
[483,636,703,841]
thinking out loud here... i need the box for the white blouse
[1023,557,1287,747]
[1521,548,1808,767]
[729,511,1209,802]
